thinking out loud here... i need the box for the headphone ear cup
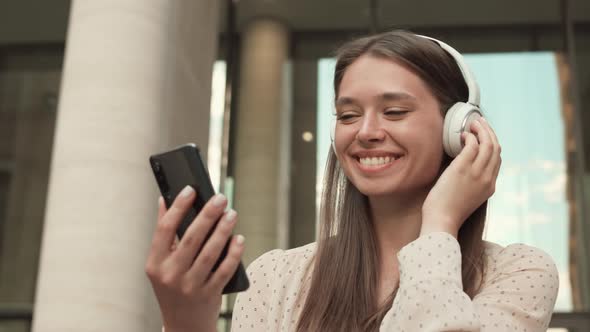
[443,103,463,157]
[443,103,482,157]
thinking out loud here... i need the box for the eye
[336,112,358,121]
[384,109,409,117]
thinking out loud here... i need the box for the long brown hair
[296,30,488,331]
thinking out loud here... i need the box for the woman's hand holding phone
[421,117,502,237]
[145,186,245,332]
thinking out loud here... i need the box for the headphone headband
[417,35,480,107]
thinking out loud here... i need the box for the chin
[352,178,434,200]
[353,182,407,197]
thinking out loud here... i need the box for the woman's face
[334,54,445,198]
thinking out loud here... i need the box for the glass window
[208,60,227,193]
[0,46,62,331]
[209,60,233,331]
[465,53,572,311]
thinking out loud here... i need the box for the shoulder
[236,243,316,309]
[483,241,558,275]
[233,243,317,329]
[480,240,559,296]
[245,242,317,279]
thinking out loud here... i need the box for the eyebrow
[335,92,417,106]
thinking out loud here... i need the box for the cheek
[333,125,356,155]
[421,124,446,175]
[401,118,443,148]
[404,118,445,166]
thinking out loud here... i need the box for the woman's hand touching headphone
[421,117,501,237]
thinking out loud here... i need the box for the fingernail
[480,117,487,123]
[180,185,194,197]
[225,209,237,223]
[236,234,245,245]
[212,194,227,207]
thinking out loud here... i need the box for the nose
[356,113,386,143]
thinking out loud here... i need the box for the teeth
[360,156,396,166]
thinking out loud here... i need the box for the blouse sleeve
[380,232,559,332]
[231,249,282,331]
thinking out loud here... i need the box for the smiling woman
[147,30,559,332]
[228,30,559,331]
[319,50,573,315]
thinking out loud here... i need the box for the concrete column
[32,1,220,331]
[233,19,290,264]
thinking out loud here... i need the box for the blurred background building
[0,0,589,331]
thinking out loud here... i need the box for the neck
[368,190,429,304]
[368,190,429,256]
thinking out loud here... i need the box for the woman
[146,30,559,331]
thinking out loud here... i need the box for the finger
[481,118,500,148]
[150,186,196,263]
[480,119,502,175]
[171,194,229,272]
[470,119,493,173]
[474,119,502,195]
[169,235,181,251]
[492,154,502,181]
[206,234,246,292]
[157,196,166,221]
[188,208,238,283]
[455,131,479,164]
[486,147,501,177]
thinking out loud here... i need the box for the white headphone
[330,34,483,158]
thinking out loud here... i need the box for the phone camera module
[152,161,162,173]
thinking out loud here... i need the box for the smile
[358,156,397,166]
[353,152,404,173]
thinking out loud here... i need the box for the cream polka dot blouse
[232,232,559,331]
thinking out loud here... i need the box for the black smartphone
[149,143,249,294]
